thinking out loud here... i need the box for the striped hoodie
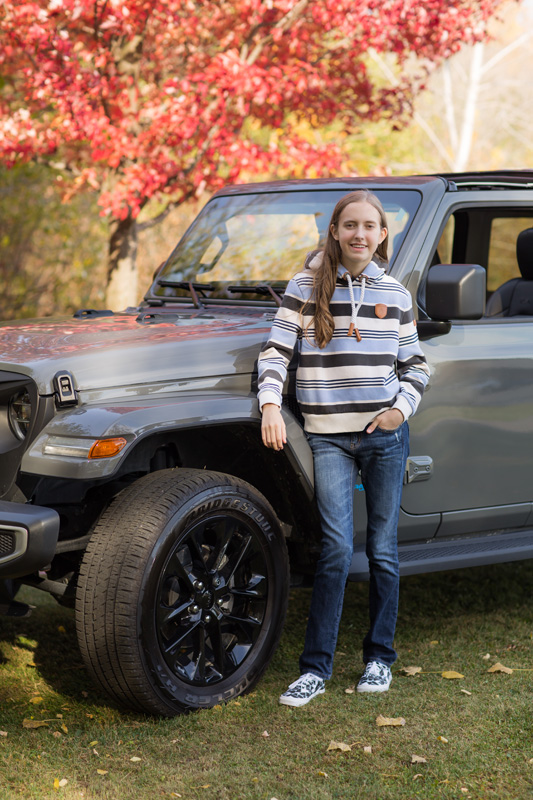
[257,253,430,434]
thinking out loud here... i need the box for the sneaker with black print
[279,673,326,707]
[357,661,392,693]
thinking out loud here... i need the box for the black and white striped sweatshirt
[257,254,430,434]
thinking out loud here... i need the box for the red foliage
[0,0,506,220]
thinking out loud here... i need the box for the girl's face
[331,201,387,275]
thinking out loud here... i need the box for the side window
[487,217,532,292]
[434,216,454,265]
[432,209,533,317]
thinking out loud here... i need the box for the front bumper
[0,500,59,579]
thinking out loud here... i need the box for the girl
[257,189,430,706]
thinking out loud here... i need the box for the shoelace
[345,273,366,341]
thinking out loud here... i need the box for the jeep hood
[0,310,272,395]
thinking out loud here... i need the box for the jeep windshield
[148,189,421,305]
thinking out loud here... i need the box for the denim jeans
[299,423,409,679]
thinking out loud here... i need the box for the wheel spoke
[229,572,267,599]
[208,517,239,572]
[165,550,196,591]
[193,627,206,681]
[226,534,252,584]
[206,620,228,676]
[162,618,201,656]
[225,612,262,628]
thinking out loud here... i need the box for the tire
[75,468,289,716]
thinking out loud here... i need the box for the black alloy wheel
[75,468,289,716]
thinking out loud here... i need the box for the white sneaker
[357,661,392,693]
[279,673,326,707]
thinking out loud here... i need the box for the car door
[402,195,533,537]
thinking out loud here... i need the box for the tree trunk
[106,214,139,310]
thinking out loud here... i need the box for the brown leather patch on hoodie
[375,303,387,319]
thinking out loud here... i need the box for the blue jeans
[299,423,409,679]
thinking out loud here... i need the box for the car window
[433,208,533,303]
[487,217,532,292]
[152,189,422,302]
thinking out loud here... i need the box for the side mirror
[426,264,486,321]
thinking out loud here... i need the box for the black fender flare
[21,392,314,494]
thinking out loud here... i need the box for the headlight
[9,389,32,440]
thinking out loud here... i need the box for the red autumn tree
[0,0,508,308]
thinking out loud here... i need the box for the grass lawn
[1,560,532,800]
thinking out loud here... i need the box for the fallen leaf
[528,758,533,764]
[413,773,423,780]
[327,740,352,752]
[53,779,60,791]
[96,769,108,776]
[56,714,63,719]
[437,736,449,743]
[488,662,513,674]
[170,794,182,798]
[81,691,89,698]
[376,715,406,727]
[482,653,491,660]
[261,731,269,738]
[60,724,68,734]
[401,666,422,676]
[52,731,62,739]
[461,689,472,696]
[318,771,328,777]
[58,779,68,788]
[344,685,355,694]
[130,756,142,762]
[29,696,44,705]
[92,749,99,756]
[363,745,372,754]
[430,640,439,646]
[22,719,49,729]
[0,731,7,737]
[89,740,98,747]
[441,671,464,680]
[411,755,427,764]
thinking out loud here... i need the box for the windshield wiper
[226,284,285,307]
[155,280,215,309]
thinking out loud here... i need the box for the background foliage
[0,0,521,316]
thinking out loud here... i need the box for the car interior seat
[485,227,533,316]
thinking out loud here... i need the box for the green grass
[1,561,533,800]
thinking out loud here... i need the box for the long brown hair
[309,190,388,348]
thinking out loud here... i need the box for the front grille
[0,530,16,557]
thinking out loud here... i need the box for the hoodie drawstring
[346,273,366,341]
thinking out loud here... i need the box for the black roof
[215,170,533,197]
[435,170,533,188]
